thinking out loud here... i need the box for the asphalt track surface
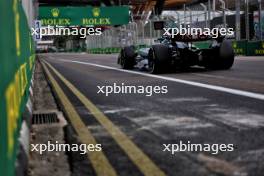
[40,53,264,176]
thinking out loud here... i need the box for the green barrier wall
[247,41,264,56]
[88,45,149,54]
[232,40,247,55]
[194,40,263,56]
[231,40,264,56]
[0,1,35,175]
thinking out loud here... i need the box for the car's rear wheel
[204,40,234,70]
[148,45,170,74]
[120,46,136,69]
[218,40,235,69]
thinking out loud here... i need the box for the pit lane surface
[40,53,264,176]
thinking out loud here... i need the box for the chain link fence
[86,19,165,52]
[87,0,264,56]
[86,2,231,51]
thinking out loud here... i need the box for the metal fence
[86,19,164,49]
[86,2,231,49]
[87,0,264,51]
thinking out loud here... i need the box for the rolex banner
[39,6,129,26]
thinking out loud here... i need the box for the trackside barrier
[246,41,264,56]
[88,40,264,56]
[195,40,264,56]
[0,1,35,176]
[230,40,264,56]
[231,40,247,55]
[88,45,148,54]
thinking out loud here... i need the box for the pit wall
[0,1,36,176]
[87,41,264,56]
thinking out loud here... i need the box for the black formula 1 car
[117,35,234,74]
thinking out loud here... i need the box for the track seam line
[41,61,117,176]
[43,60,167,176]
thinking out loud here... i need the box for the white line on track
[57,59,264,101]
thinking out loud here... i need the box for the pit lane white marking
[58,59,264,101]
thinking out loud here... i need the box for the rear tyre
[218,40,234,69]
[204,40,234,70]
[148,45,170,74]
[120,46,136,69]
